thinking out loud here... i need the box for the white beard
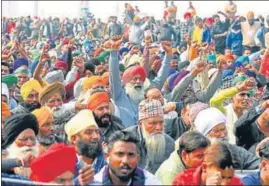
[125,79,150,105]
[207,136,229,144]
[6,142,39,159]
[46,105,66,118]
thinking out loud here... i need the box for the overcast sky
[2,1,269,21]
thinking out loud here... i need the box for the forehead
[28,89,39,95]
[212,123,226,130]
[16,128,35,139]
[147,88,161,96]
[190,147,207,155]
[48,93,62,101]
[145,116,164,123]
[17,73,28,77]
[80,125,98,133]
[111,141,138,153]
[96,102,110,109]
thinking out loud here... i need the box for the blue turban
[13,58,29,72]
[119,47,129,57]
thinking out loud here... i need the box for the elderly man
[109,37,172,127]
[2,113,39,177]
[173,143,243,185]
[155,131,210,185]
[125,99,175,174]
[242,138,269,185]
[13,67,31,103]
[11,79,42,114]
[194,107,259,170]
[65,110,107,176]
[30,143,96,185]
[235,100,269,153]
[210,76,257,144]
[87,91,125,143]
[32,106,63,155]
[39,82,85,140]
[94,131,162,185]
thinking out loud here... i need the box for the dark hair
[2,62,10,68]
[244,46,251,52]
[204,142,234,169]
[89,58,101,66]
[84,62,95,74]
[212,14,220,20]
[258,141,269,160]
[107,131,140,154]
[178,131,210,155]
[144,86,160,99]
[182,96,199,108]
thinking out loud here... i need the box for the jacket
[242,172,261,185]
[212,18,230,47]
[255,26,269,48]
[172,166,243,186]
[202,27,212,44]
[108,22,123,38]
[164,117,188,140]
[159,24,178,42]
[234,105,265,151]
[109,51,171,127]
[155,150,186,185]
[226,30,243,56]
[124,125,175,174]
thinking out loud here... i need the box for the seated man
[242,138,269,185]
[124,99,175,174]
[94,131,162,185]
[194,107,260,170]
[173,142,243,185]
[155,131,210,185]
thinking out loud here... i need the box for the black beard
[94,113,111,128]
[109,164,136,182]
[77,139,103,159]
[22,102,41,112]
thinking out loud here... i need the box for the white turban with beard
[125,78,150,105]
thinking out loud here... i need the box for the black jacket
[164,117,188,141]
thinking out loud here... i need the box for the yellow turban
[32,107,54,127]
[20,79,42,101]
[246,11,254,19]
[64,110,98,142]
[102,72,109,86]
[82,76,104,92]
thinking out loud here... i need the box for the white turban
[2,83,9,104]
[194,107,227,136]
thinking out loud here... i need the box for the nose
[25,139,35,147]
[155,123,163,132]
[92,131,100,141]
[121,155,129,164]
[50,124,55,132]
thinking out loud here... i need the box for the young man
[173,142,243,185]
[94,131,162,185]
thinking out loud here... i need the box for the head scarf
[32,107,54,127]
[96,51,110,63]
[184,12,192,19]
[65,110,98,142]
[55,60,68,71]
[2,101,11,119]
[138,99,164,121]
[2,75,18,88]
[232,75,247,86]
[189,102,210,125]
[207,54,217,65]
[20,80,42,101]
[87,92,110,111]
[224,55,235,62]
[122,66,146,85]
[82,76,104,92]
[2,113,39,149]
[30,143,76,182]
[194,107,227,136]
[13,58,29,72]
[14,66,29,75]
[39,82,65,105]
[44,70,65,84]
[119,47,129,57]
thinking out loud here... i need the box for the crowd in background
[1,0,269,185]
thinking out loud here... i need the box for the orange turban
[82,76,104,92]
[32,106,53,127]
[87,92,110,111]
[217,55,226,62]
[246,11,254,19]
[224,55,235,62]
[2,101,11,119]
[102,72,109,86]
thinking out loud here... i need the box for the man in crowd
[87,91,125,143]
[155,131,210,185]
[94,131,162,185]
[65,110,107,175]
[125,99,175,174]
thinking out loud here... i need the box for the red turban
[30,143,76,183]
[87,92,110,111]
[224,55,235,62]
[205,17,213,24]
[184,12,192,19]
[122,65,146,84]
[55,60,68,71]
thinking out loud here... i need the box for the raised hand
[161,41,172,56]
[237,77,257,92]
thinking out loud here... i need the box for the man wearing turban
[124,99,175,174]
[87,91,125,143]
[108,38,172,127]
[11,79,42,114]
[64,110,107,176]
[2,75,18,109]
[14,67,30,103]
[32,106,64,155]
[2,113,39,177]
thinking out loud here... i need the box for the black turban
[2,113,39,149]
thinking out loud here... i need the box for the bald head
[145,87,164,105]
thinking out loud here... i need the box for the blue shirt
[242,172,261,185]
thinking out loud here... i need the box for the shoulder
[242,172,261,185]
[111,115,125,129]
[124,125,139,133]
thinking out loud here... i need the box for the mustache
[120,165,132,170]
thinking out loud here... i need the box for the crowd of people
[1,0,269,185]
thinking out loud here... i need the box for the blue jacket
[202,27,212,44]
[226,30,243,56]
[242,172,261,185]
[109,51,172,127]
